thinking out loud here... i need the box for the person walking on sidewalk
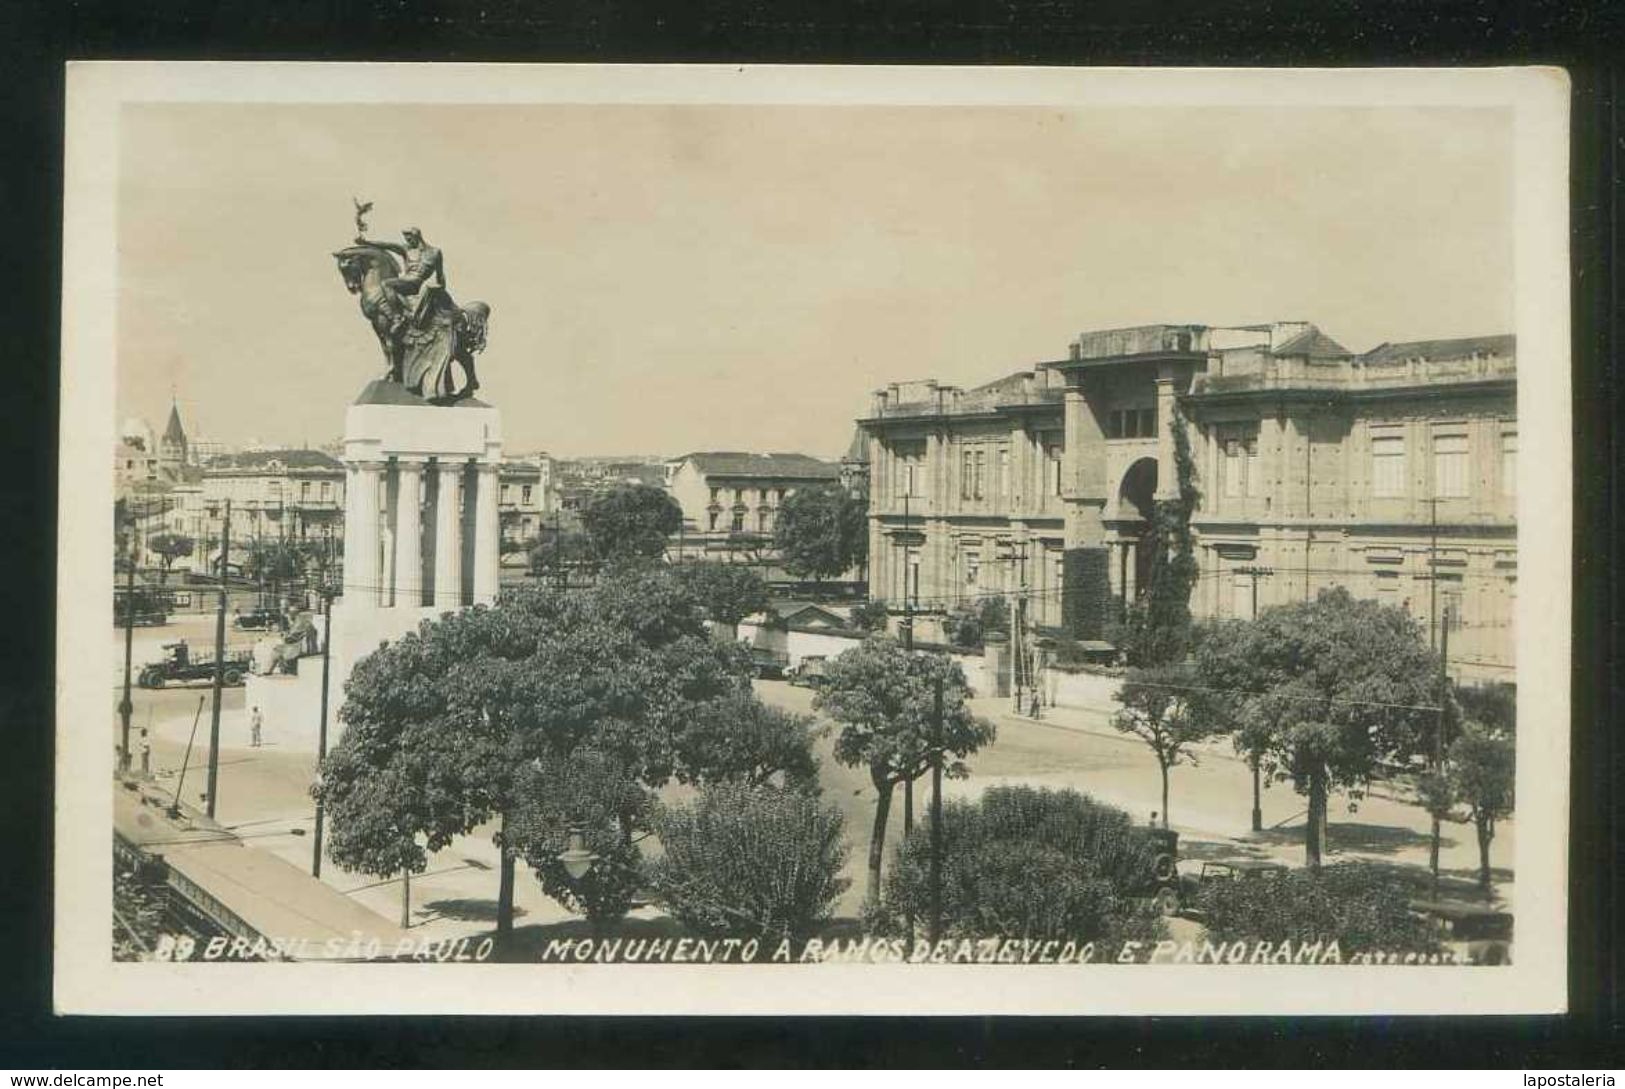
[250,705,263,748]
[139,728,151,778]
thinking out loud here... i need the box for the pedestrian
[250,705,263,748]
[139,728,151,777]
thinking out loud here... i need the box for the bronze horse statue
[333,244,490,403]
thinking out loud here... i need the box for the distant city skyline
[117,102,1512,459]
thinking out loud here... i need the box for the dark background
[0,0,1618,1068]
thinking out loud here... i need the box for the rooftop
[205,449,343,472]
[1359,334,1516,366]
[676,452,840,481]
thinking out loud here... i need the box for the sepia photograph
[55,63,1571,1016]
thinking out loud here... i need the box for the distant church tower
[159,400,188,481]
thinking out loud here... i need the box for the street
[114,614,1513,943]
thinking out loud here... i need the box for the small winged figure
[352,197,373,235]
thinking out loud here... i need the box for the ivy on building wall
[1114,401,1201,666]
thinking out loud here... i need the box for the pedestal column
[343,460,385,605]
[395,459,425,608]
[434,459,464,609]
[473,462,501,605]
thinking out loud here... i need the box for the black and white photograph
[56,63,1571,1016]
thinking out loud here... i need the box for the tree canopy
[1192,587,1441,867]
[147,532,195,579]
[318,564,816,933]
[813,636,995,901]
[1111,663,1220,828]
[671,560,771,630]
[580,484,682,562]
[774,483,868,581]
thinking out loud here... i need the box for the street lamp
[557,824,597,881]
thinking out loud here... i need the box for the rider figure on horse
[354,226,445,340]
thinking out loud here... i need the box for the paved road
[113,655,1512,944]
[753,680,1514,914]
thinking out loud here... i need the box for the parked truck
[137,641,251,689]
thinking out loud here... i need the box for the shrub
[1197,862,1439,955]
[876,786,1164,944]
[649,782,849,943]
[849,598,890,633]
[941,596,1011,649]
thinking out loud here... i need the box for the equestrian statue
[333,200,491,403]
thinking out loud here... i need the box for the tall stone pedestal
[246,382,504,753]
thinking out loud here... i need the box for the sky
[116,103,1512,459]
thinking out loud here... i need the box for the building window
[500,484,512,504]
[301,481,311,502]
[973,449,986,500]
[1224,438,1244,498]
[1433,432,1469,499]
[1439,574,1466,630]
[708,510,718,532]
[1245,436,1260,498]
[895,444,926,499]
[1500,431,1517,497]
[731,510,744,534]
[320,481,332,501]
[710,487,719,502]
[964,550,980,588]
[1046,443,1064,497]
[961,449,974,501]
[522,484,533,504]
[1371,433,1406,498]
[1375,569,1401,609]
[997,447,1010,501]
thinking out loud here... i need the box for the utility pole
[205,499,231,820]
[311,582,335,877]
[1431,603,1452,902]
[1426,496,1441,651]
[117,523,137,775]
[928,672,944,946]
[901,491,914,651]
[1234,563,1273,832]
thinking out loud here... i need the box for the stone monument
[245,203,501,749]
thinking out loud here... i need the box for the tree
[813,636,996,903]
[849,598,890,633]
[1111,664,1218,828]
[942,595,1010,649]
[671,560,771,638]
[674,690,821,789]
[1111,402,1201,667]
[774,483,868,582]
[528,526,596,584]
[147,532,195,582]
[1191,588,1440,868]
[318,564,803,936]
[581,484,682,562]
[246,539,304,609]
[1445,720,1516,894]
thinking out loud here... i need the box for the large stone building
[860,322,1516,681]
[664,451,841,544]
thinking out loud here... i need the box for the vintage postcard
[57,63,1570,1015]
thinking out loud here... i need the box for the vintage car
[232,606,284,632]
[785,655,830,689]
[746,646,789,680]
[1128,826,1183,916]
[1406,900,1514,965]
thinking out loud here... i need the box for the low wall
[736,621,1122,711]
[736,622,990,695]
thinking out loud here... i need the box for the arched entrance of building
[1117,457,1159,609]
